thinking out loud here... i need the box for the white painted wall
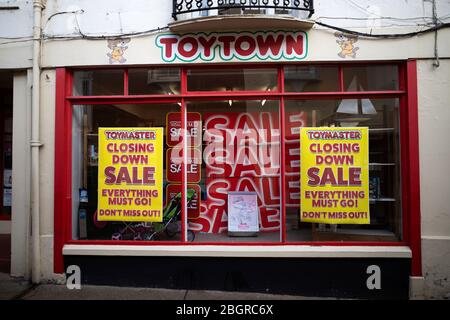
[417,59,450,299]
[38,0,450,35]
[1,0,450,68]
[39,69,65,283]
[42,0,173,38]
[0,0,33,38]
[1,0,449,40]
[314,0,449,29]
[10,71,31,279]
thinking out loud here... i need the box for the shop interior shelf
[370,198,396,203]
[369,128,395,133]
[312,227,398,242]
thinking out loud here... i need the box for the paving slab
[19,283,336,300]
[22,284,187,300]
[1,276,341,301]
[185,289,337,300]
[185,289,309,300]
[0,272,31,300]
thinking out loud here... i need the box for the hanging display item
[300,127,370,224]
[97,128,164,222]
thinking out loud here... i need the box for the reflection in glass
[73,70,124,96]
[187,68,278,92]
[335,98,377,127]
[284,66,339,92]
[129,68,181,95]
[343,65,399,91]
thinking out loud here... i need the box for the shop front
[53,29,420,299]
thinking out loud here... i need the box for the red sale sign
[284,111,307,208]
[203,112,281,178]
[187,111,307,233]
[190,112,281,233]
[166,184,201,219]
[166,112,202,147]
[166,147,202,183]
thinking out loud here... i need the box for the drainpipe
[431,0,440,67]
[31,0,44,284]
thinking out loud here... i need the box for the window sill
[63,244,412,258]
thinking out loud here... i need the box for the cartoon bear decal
[107,38,130,64]
[335,32,359,59]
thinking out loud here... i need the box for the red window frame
[54,61,422,277]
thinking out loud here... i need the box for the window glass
[343,65,399,91]
[68,64,404,244]
[284,99,402,242]
[187,68,278,92]
[284,66,339,92]
[73,70,124,96]
[187,100,281,242]
[71,103,181,241]
[128,68,181,95]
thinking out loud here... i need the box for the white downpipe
[31,0,44,284]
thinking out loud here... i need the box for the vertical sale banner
[166,112,202,148]
[97,128,163,222]
[300,127,369,224]
[166,184,201,219]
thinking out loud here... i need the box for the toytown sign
[155,31,308,62]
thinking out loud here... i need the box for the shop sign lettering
[156,31,308,62]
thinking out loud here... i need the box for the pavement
[0,272,322,300]
[0,272,31,300]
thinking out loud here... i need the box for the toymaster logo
[156,31,308,62]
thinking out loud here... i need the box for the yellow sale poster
[97,128,163,222]
[300,127,369,224]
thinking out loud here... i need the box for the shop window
[63,64,408,245]
[187,68,278,92]
[343,65,399,91]
[284,66,339,92]
[128,68,181,95]
[73,70,124,96]
[71,103,182,241]
[284,99,402,242]
[187,100,281,242]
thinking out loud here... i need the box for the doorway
[0,70,13,274]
